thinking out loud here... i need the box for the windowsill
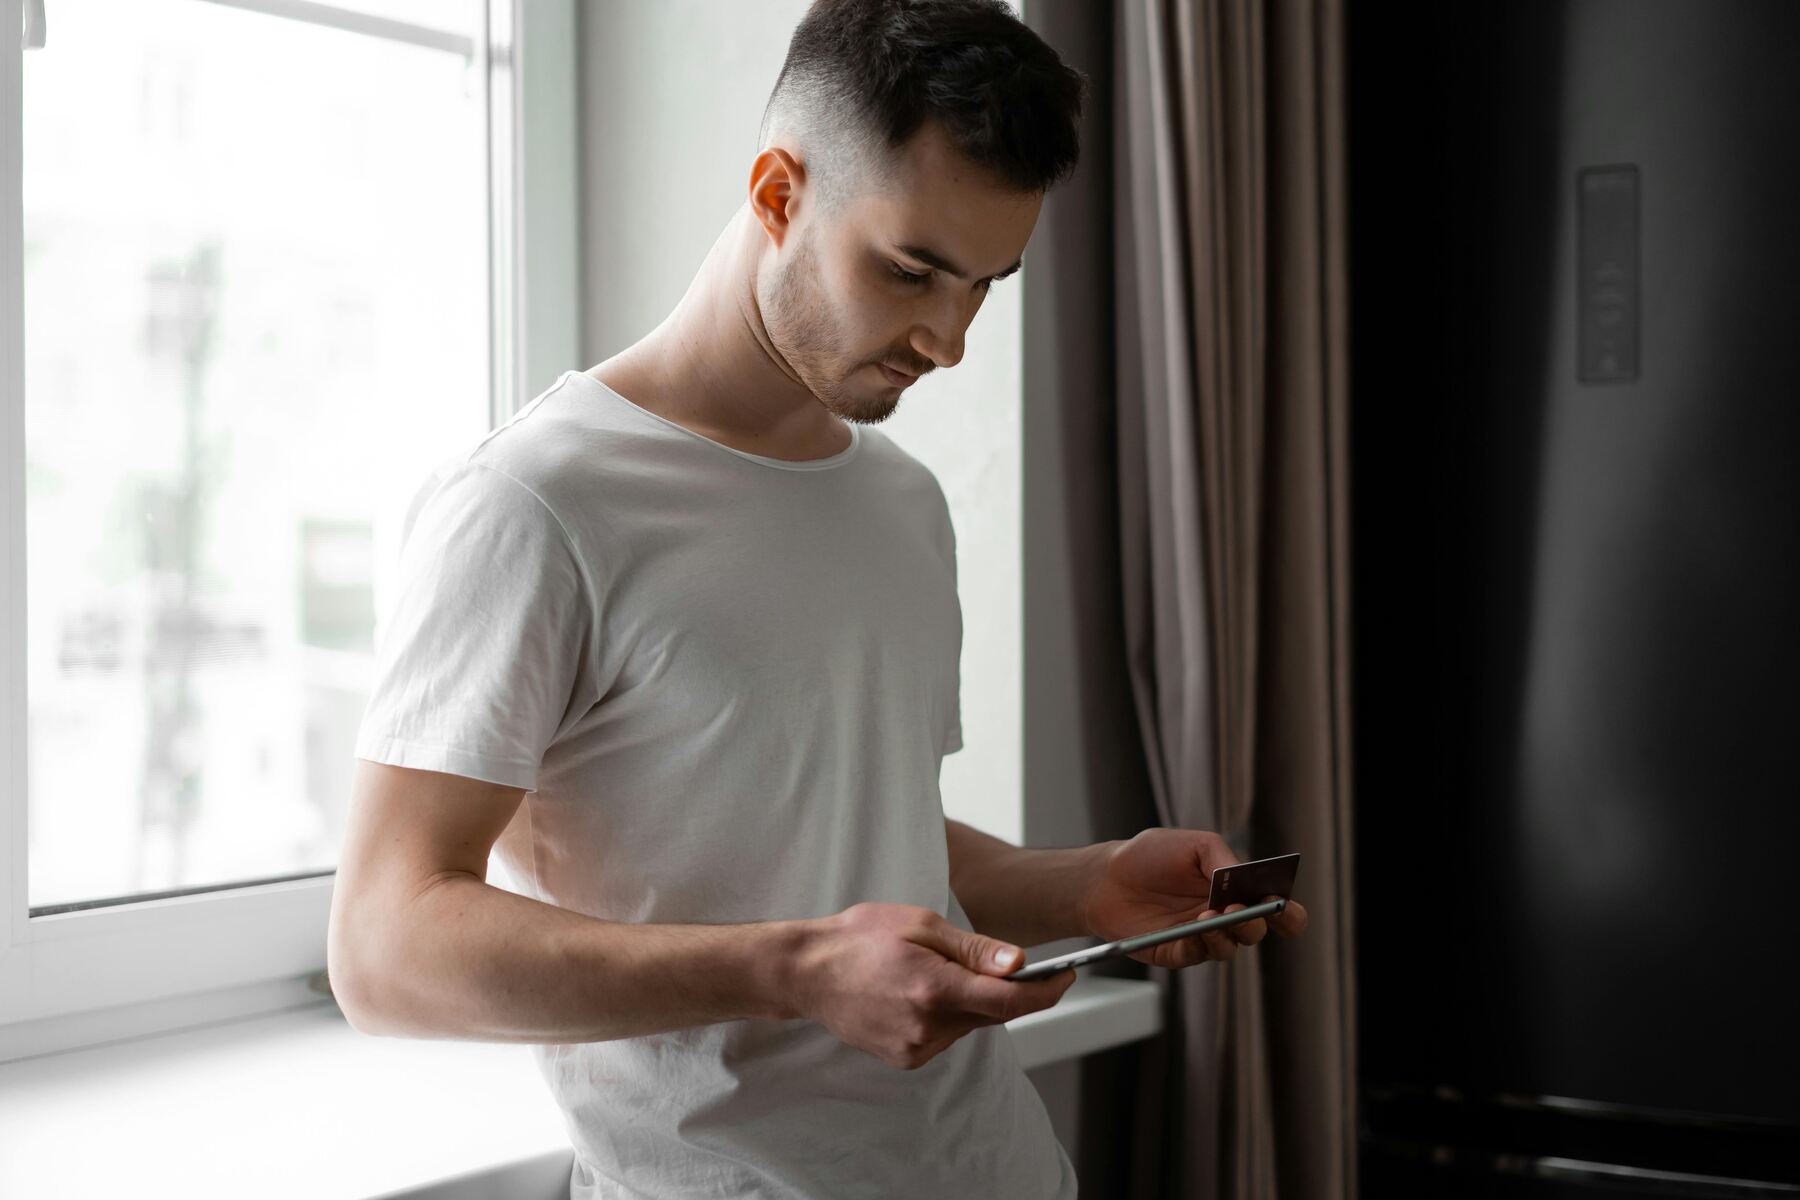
[0,974,1161,1199]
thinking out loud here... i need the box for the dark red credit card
[1205,852,1301,912]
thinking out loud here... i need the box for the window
[1,0,579,1059]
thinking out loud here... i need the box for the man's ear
[748,146,806,250]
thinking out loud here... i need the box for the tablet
[1006,897,1287,982]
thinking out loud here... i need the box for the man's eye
[887,262,931,285]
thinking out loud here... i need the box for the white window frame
[0,0,580,1063]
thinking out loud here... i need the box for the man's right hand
[791,901,1077,1071]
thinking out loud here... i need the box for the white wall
[576,0,1024,845]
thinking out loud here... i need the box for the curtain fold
[1042,0,1355,1195]
[1115,0,1226,1192]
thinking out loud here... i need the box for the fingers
[1155,899,1296,967]
[1221,903,1268,946]
[1218,896,1306,944]
[1269,897,1309,937]
[950,966,1076,1022]
[1197,922,1239,961]
[1193,901,1278,959]
[1147,929,1229,967]
[1127,892,1313,972]
[924,974,1070,1059]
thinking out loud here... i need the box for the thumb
[907,911,1025,976]
[957,931,1025,977]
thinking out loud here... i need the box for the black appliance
[1349,0,1800,1194]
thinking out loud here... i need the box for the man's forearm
[943,818,1118,948]
[329,873,815,1043]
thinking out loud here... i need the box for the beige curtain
[1112,1,1356,1196]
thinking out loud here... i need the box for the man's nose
[912,312,968,371]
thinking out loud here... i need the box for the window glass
[23,0,489,910]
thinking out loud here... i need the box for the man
[328,1,1308,1197]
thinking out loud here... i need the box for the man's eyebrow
[895,243,1023,284]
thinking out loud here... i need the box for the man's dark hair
[759,0,1087,206]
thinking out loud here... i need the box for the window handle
[23,0,46,50]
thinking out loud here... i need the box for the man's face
[761,121,1043,424]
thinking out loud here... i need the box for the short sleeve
[353,461,596,791]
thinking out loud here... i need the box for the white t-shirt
[353,369,1077,1200]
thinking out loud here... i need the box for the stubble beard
[765,232,901,426]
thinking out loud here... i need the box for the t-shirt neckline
[562,369,862,472]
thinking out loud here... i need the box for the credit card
[1205,852,1301,912]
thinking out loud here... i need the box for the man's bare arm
[327,760,812,1042]
[942,818,1120,949]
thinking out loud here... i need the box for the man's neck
[590,205,851,461]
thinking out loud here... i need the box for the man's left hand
[1080,828,1310,969]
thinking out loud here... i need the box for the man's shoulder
[461,371,641,495]
[852,427,957,564]
[398,370,648,556]
[856,425,946,492]
[857,426,952,517]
